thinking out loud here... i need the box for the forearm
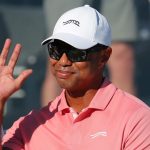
[0,99,6,125]
[0,100,6,150]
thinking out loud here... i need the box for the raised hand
[0,39,33,104]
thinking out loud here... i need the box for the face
[48,42,111,93]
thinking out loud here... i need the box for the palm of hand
[0,66,17,100]
[0,39,32,103]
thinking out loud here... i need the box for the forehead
[49,40,73,48]
[49,39,108,51]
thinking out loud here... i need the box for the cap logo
[63,19,80,27]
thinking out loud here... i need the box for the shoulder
[116,89,150,111]
[112,89,150,148]
[109,86,150,123]
[120,92,150,149]
[113,88,150,127]
[2,98,61,148]
[5,97,61,131]
[21,97,61,125]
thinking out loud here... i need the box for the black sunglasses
[47,40,108,62]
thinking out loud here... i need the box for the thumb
[15,69,33,89]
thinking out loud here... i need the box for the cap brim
[41,33,97,49]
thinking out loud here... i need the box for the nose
[58,53,72,66]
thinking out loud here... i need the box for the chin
[57,80,72,89]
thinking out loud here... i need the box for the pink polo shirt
[2,79,150,150]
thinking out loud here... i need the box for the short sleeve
[2,117,25,150]
[124,108,150,149]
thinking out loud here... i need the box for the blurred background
[0,0,149,129]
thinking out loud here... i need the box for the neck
[65,77,104,113]
[66,89,98,113]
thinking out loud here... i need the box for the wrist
[0,126,4,139]
[0,100,6,112]
[0,101,6,126]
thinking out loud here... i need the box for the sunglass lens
[68,50,87,62]
[48,44,62,60]
[48,42,88,62]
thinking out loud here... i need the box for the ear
[97,47,112,69]
[101,47,112,63]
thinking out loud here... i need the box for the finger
[8,43,22,70]
[15,69,33,89]
[0,39,12,66]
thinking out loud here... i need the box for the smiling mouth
[56,70,73,79]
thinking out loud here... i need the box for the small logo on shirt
[63,19,80,26]
[90,131,107,139]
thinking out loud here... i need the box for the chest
[25,112,126,150]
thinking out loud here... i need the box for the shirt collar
[88,78,117,110]
[58,90,70,112]
[53,78,117,113]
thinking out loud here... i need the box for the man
[0,5,150,149]
[41,0,137,106]
[41,0,138,106]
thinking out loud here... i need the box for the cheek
[49,58,58,74]
[76,62,89,72]
[49,58,57,65]
[76,62,96,79]
[75,62,101,89]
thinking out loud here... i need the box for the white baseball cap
[42,5,111,49]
